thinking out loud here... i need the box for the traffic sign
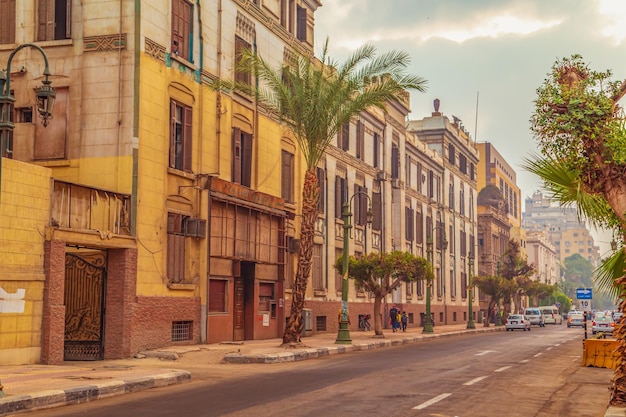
[576,288,592,299]
[579,300,591,310]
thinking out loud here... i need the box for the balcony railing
[51,180,131,236]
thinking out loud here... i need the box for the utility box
[302,308,313,337]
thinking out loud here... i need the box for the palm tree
[226,39,427,345]
[524,54,626,405]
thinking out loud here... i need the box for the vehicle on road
[592,316,615,335]
[541,306,563,325]
[567,311,585,328]
[524,307,545,327]
[505,314,531,331]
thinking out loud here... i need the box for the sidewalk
[0,323,617,416]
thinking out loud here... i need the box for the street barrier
[582,338,619,369]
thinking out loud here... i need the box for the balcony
[50,180,131,236]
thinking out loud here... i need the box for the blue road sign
[576,287,592,300]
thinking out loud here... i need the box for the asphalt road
[28,325,612,417]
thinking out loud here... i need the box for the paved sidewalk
[0,323,620,416]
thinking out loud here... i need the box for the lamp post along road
[425,226,447,334]
[0,44,55,398]
[336,191,373,344]
[0,43,56,200]
[467,251,476,329]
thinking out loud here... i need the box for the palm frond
[594,248,626,301]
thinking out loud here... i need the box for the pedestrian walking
[389,306,399,332]
[401,311,408,332]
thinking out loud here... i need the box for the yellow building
[1,0,318,364]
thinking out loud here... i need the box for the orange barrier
[582,338,619,369]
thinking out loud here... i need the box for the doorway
[233,261,255,341]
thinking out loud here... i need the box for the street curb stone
[0,371,191,416]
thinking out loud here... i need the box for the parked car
[505,314,531,331]
[524,308,545,327]
[592,316,615,335]
[567,311,585,328]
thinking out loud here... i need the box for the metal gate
[64,252,107,360]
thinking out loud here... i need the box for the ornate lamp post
[0,44,54,398]
[335,190,373,344]
[425,225,447,334]
[0,43,56,198]
[467,251,476,329]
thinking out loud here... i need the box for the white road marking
[475,350,496,356]
[519,359,530,363]
[494,366,512,373]
[463,376,488,386]
[555,343,561,346]
[412,393,452,410]
[546,346,553,350]
[533,353,542,358]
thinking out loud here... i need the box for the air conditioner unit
[183,218,207,238]
[287,237,300,253]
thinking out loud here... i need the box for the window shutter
[373,132,379,168]
[281,151,293,201]
[416,210,423,244]
[37,0,54,41]
[353,184,360,224]
[183,106,192,172]
[232,128,242,184]
[359,187,368,226]
[341,123,349,151]
[65,0,71,38]
[372,192,381,231]
[0,0,16,44]
[169,101,177,169]
[296,6,307,41]
[391,144,399,179]
[335,176,341,219]
[242,133,253,187]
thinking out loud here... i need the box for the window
[335,175,347,219]
[35,87,68,160]
[448,144,455,165]
[170,100,192,172]
[459,187,465,216]
[235,36,251,85]
[405,206,414,241]
[373,132,380,168]
[391,144,399,179]
[1,0,15,44]
[37,0,71,41]
[428,170,434,198]
[459,153,467,174]
[167,212,187,283]
[312,244,324,290]
[372,191,381,231]
[281,150,294,202]
[469,162,475,180]
[171,0,193,61]
[415,209,423,244]
[337,122,349,151]
[296,5,307,42]
[209,279,227,312]
[232,128,253,187]
[317,167,325,213]
[353,185,368,226]
[259,282,274,312]
[448,182,455,211]
[356,120,365,160]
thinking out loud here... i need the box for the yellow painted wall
[0,158,51,364]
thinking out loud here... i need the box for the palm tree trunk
[283,170,319,344]
[609,261,626,405]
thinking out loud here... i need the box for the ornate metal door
[64,252,107,360]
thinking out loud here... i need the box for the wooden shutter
[64,0,71,38]
[341,123,349,150]
[372,192,381,231]
[0,0,16,44]
[281,151,293,201]
[359,187,368,226]
[232,128,242,184]
[296,6,307,41]
[183,105,192,172]
[356,121,364,160]
[37,0,54,41]
[373,132,379,168]
[209,280,226,312]
[391,144,399,179]
[169,101,177,169]
[416,210,423,244]
[335,176,341,219]
[242,132,252,187]
[316,167,325,213]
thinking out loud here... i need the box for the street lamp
[0,43,54,399]
[467,251,476,329]
[335,190,373,344]
[425,225,447,334]
[0,43,56,198]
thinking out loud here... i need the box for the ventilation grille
[171,321,193,342]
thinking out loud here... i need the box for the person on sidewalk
[401,311,408,332]
[389,306,399,332]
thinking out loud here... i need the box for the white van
[541,306,563,325]
[524,307,545,327]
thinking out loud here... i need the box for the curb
[0,370,191,416]
[224,327,504,364]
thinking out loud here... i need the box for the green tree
[224,40,427,345]
[563,253,594,289]
[472,275,513,327]
[524,54,626,405]
[336,251,433,336]
[500,239,535,314]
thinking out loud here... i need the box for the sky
[314,0,626,254]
